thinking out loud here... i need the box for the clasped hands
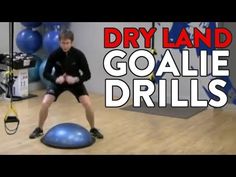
[56,73,79,85]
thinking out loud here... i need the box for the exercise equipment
[39,59,49,87]
[28,55,42,82]
[41,123,95,149]
[39,59,54,87]
[16,28,42,54]
[1,23,20,135]
[1,52,37,100]
[43,22,66,27]
[3,69,20,135]
[10,52,36,98]
[43,30,59,54]
[21,22,42,28]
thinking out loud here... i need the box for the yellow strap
[150,48,157,55]
[4,102,18,120]
[4,70,14,77]
[148,73,155,81]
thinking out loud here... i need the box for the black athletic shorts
[45,83,89,102]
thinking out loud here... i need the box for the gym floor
[0,89,236,154]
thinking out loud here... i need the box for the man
[29,30,103,139]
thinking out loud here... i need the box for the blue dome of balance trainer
[41,123,95,149]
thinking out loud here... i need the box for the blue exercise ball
[16,29,42,54]
[43,22,70,31]
[21,22,42,28]
[39,59,53,87]
[41,123,95,149]
[28,55,43,82]
[43,30,60,55]
[43,22,66,26]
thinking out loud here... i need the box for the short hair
[59,30,74,41]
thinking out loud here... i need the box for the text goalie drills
[104,49,229,108]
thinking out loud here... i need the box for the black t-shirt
[43,47,91,85]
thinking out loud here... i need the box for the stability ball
[41,123,95,149]
[21,22,42,28]
[43,30,60,55]
[43,22,66,27]
[39,59,53,88]
[16,29,42,54]
[28,55,42,82]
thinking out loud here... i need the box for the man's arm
[43,55,57,83]
[79,52,91,83]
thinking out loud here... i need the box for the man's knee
[80,96,92,109]
[82,101,92,109]
[41,95,55,108]
[41,101,51,109]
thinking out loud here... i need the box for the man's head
[59,30,74,52]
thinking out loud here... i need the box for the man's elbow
[84,72,91,81]
[87,73,91,80]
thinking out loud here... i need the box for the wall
[0,22,9,53]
